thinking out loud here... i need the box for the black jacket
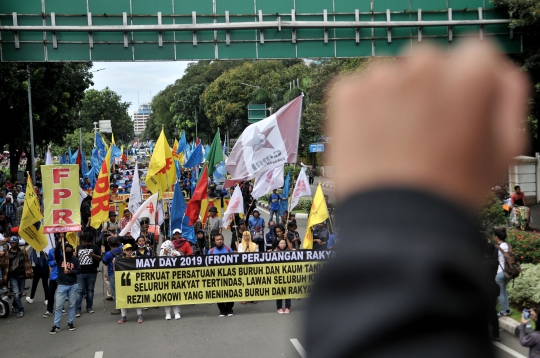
[305,189,493,358]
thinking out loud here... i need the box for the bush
[508,263,540,309]
[284,165,301,180]
[294,197,312,213]
[506,228,540,264]
[478,192,507,239]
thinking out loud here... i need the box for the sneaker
[105,297,114,301]
[75,311,81,317]
[44,300,48,305]
[62,309,67,316]
[175,313,181,320]
[118,316,127,324]
[284,308,290,314]
[277,308,284,314]
[17,311,24,318]
[111,309,121,315]
[43,311,52,318]
[87,309,95,314]
[142,307,148,311]
[506,310,512,315]
[137,315,144,324]
[219,312,226,317]
[227,310,234,317]
[497,311,507,317]
[165,313,171,320]
[67,322,76,331]
[26,297,34,304]
[49,326,60,334]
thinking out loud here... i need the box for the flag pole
[285,163,297,225]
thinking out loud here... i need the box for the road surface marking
[290,338,306,358]
[94,352,103,358]
[493,342,526,358]
[257,207,270,215]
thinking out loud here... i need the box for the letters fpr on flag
[146,129,176,198]
[303,183,329,249]
[91,147,112,229]
[225,95,303,181]
[41,165,82,233]
[221,185,244,228]
[289,167,312,212]
[19,176,48,251]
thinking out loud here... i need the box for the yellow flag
[172,139,180,162]
[111,133,116,145]
[145,129,176,198]
[66,232,79,247]
[19,176,48,251]
[302,183,329,249]
[91,147,112,228]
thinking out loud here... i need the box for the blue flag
[68,147,73,163]
[213,162,226,182]
[203,145,211,159]
[85,148,100,187]
[184,144,203,168]
[111,144,122,162]
[170,183,195,244]
[60,153,67,164]
[80,148,89,177]
[280,172,291,216]
[70,149,78,164]
[178,132,187,154]
[95,133,107,163]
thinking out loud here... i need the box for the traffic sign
[309,144,324,153]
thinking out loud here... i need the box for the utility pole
[27,65,36,185]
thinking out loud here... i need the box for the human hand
[329,40,529,208]
[64,268,69,274]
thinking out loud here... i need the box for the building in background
[133,103,151,136]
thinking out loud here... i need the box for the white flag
[251,165,284,200]
[79,187,88,204]
[119,193,158,236]
[289,167,312,212]
[128,161,142,215]
[45,147,53,165]
[225,95,303,181]
[222,186,245,228]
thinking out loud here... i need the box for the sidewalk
[314,176,335,189]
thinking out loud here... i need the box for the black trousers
[46,280,58,313]
[309,177,314,185]
[30,271,49,300]
[217,302,234,314]
[489,301,500,338]
[277,299,291,309]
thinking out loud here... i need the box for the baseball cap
[123,244,133,251]
[172,228,182,235]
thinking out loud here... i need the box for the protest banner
[41,165,82,233]
[114,250,334,308]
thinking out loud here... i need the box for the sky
[89,61,194,118]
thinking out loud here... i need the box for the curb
[321,183,336,190]
[499,317,520,336]
[257,202,308,219]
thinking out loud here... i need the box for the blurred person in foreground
[305,40,530,358]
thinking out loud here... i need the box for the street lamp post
[27,65,36,184]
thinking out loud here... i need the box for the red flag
[76,148,82,172]
[185,164,208,225]
[196,138,201,147]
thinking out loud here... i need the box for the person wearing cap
[249,209,265,252]
[102,236,123,315]
[205,206,222,237]
[230,220,246,252]
[50,243,80,334]
[7,236,32,317]
[171,229,193,256]
[116,244,145,324]
[159,240,182,320]
[103,211,119,236]
[75,232,101,317]
[0,193,16,226]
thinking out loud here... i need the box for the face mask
[65,251,73,260]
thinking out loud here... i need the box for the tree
[79,88,135,145]
[493,0,540,154]
[50,130,94,159]
[0,62,93,179]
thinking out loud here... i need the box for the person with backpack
[519,307,540,357]
[249,209,265,252]
[208,233,233,317]
[494,227,512,317]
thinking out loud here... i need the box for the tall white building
[133,103,151,136]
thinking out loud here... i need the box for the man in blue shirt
[249,209,265,252]
[268,189,282,225]
[102,237,123,315]
[208,234,234,317]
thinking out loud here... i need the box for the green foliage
[478,192,507,238]
[79,88,134,144]
[493,1,540,150]
[50,130,94,158]
[284,165,301,181]
[295,197,313,213]
[0,62,93,178]
[506,228,540,264]
[508,263,540,309]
